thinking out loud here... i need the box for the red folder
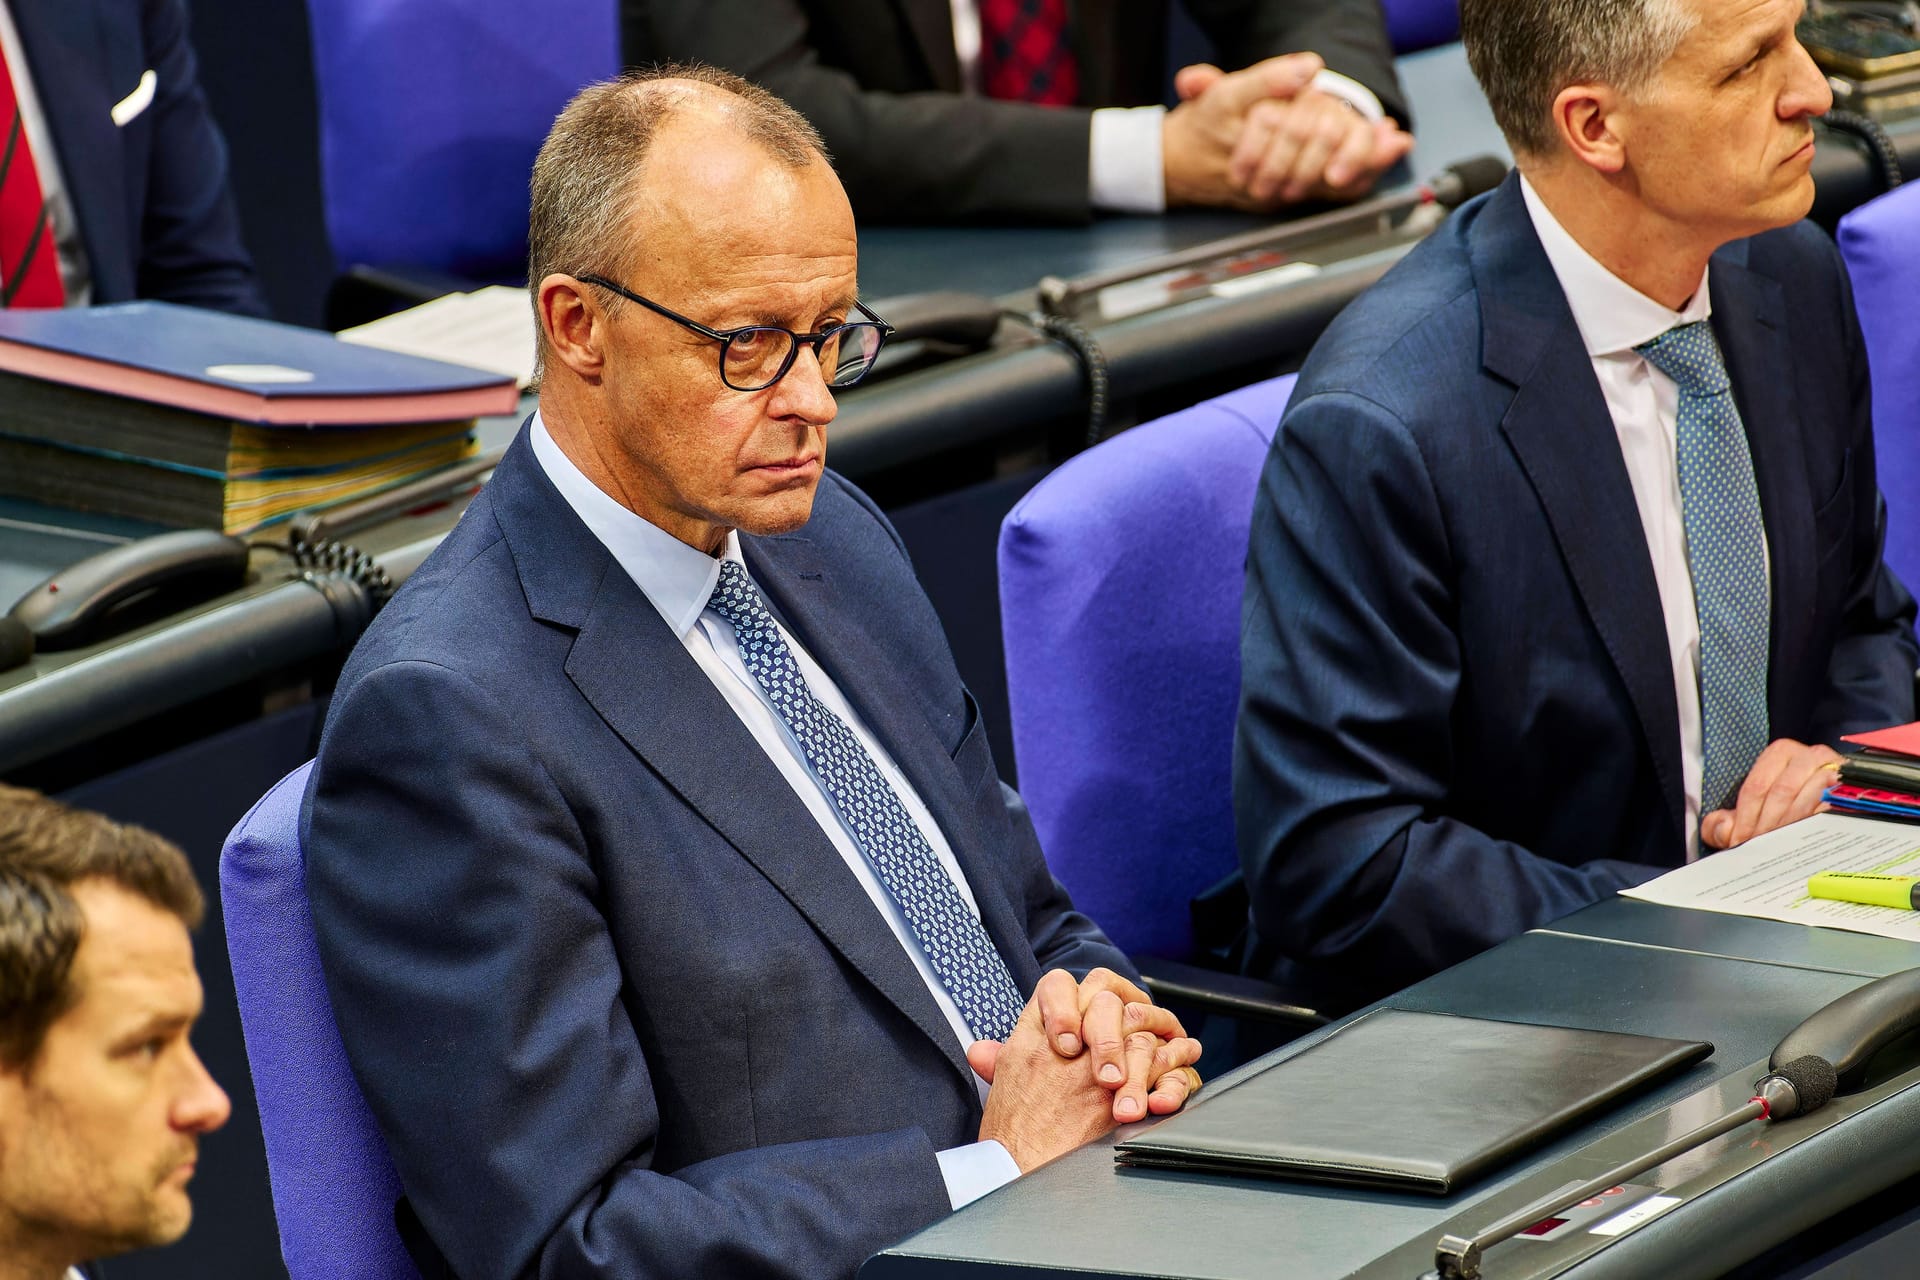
[1841,722,1920,759]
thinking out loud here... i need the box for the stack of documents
[1624,813,1920,943]
[0,302,518,533]
[1828,722,1920,821]
[337,286,536,389]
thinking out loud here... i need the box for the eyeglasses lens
[722,328,793,391]
[828,324,883,387]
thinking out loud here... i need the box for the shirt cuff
[936,1139,1022,1210]
[1310,69,1385,124]
[1089,104,1168,215]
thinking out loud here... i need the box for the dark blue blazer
[304,429,1129,1280]
[1235,175,1919,1011]
[10,0,263,315]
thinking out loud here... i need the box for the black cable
[1003,310,1111,449]
[1824,108,1905,192]
[255,534,395,609]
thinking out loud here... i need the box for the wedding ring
[1177,1066,1204,1095]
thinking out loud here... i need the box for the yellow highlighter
[1808,871,1920,911]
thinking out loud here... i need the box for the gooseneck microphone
[1427,1056,1839,1280]
[1036,154,1511,318]
[1425,155,1511,210]
[1426,966,1920,1280]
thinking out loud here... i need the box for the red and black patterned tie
[0,41,63,308]
[978,0,1080,107]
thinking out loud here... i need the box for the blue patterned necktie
[707,559,1024,1043]
[1635,321,1771,817]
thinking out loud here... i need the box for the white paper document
[337,286,536,388]
[1621,814,1920,942]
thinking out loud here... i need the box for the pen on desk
[1807,871,1920,911]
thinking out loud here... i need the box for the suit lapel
[1473,180,1687,846]
[10,0,133,302]
[490,439,979,1094]
[1708,244,1816,731]
[744,531,1043,998]
[897,0,962,91]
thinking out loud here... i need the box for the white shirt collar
[1518,173,1712,358]
[528,411,741,639]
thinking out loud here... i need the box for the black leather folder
[1114,1008,1712,1195]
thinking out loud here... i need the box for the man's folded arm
[137,0,267,315]
[624,0,1094,222]
[305,659,953,1280]
[1234,393,1658,997]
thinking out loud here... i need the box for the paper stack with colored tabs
[1829,722,1920,821]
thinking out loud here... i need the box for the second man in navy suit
[1236,0,1918,1012]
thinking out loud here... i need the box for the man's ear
[1550,82,1629,175]
[538,274,606,379]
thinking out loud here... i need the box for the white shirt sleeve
[936,1139,1022,1209]
[1089,104,1169,214]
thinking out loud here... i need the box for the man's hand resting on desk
[1163,55,1414,211]
[969,984,1204,1173]
[1701,738,1844,850]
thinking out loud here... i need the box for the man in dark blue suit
[1236,0,1918,1012]
[1,0,263,314]
[304,67,1201,1280]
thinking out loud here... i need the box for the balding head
[526,66,830,377]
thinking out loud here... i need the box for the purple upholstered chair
[999,375,1297,969]
[221,761,420,1280]
[1837,182,1920,599]
[306,0,620,284]
[1382,0,1461,53]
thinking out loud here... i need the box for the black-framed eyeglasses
[574,273,895,393]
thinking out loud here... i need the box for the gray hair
[525,64,828,376]
[1461,0,1700,157]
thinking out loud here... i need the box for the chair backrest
[305,0,621,280]
[1382,0,1461,53]
[1838,183,1920,597]
[220,761,419,1280]
[998,374,1296,959]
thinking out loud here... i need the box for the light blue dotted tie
[708,560,1024,1043]
[1635,321,1771,817]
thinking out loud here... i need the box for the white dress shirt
[0,0,93,304]
[1519,176,1774,860]
[529,416,1020,1209]
[948,0,1385,213]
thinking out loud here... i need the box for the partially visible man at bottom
[306,64,1202,1280]
[0,785,231,1280]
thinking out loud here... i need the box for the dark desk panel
[864,932,1886,1280]
[1543,898,1920,981]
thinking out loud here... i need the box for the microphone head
[1765,1055,1839,1119]
[0,615,32,674]
[1433,155,1511,207]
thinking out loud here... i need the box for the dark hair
[0,785,202,1069]
[1460,0,1698,157]
[526,63,829,377]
